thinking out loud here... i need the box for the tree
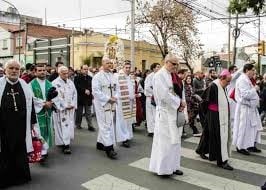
[228,0,265,15]
[135,0,199,72]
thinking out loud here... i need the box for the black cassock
[0,81,36,188]
[196,83,226,165]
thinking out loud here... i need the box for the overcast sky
[1,0,265,52]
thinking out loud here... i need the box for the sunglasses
[170,61,178,66]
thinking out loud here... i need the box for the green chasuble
[31,79,54,147]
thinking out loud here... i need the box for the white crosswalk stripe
[129,158,261,190]
[185,137,266,157]
[181,147,266,176]
[81,174,149,190]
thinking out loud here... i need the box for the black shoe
[196,150,208,160]
[218,163,234,171]
[76,125,82,129]
[63,146,71,154]
[122,141,130,148]
[236,148,250,155]
[88,126,95,132]
[247,147,262,153]
[147,133,154,137]
[106,150,117,159]
[173,170,183,175]
[181,132,188,138]
[96,142,105,151]
[39,154,48,164]
[159,174,172,178]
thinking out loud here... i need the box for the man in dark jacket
[74,64,94,131]
[48,61,64,82]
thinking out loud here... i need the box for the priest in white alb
[233,63,263,155]
[149,54,184,176]
[114,61,136,148]
[144,63,161,137]
[52,66,77,154]
[92,57,118,159]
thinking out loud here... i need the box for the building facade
[71,32,163,70]
[0,7,42,26]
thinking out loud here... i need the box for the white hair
[164,54,178,63]
[58,65,68,73]
[5,59,21,69]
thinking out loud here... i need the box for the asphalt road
[8,117,266,190]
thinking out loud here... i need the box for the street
[10,118,266,190]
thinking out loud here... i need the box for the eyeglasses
[169,61,178,66]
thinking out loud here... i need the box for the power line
[48,10,131,25]
[174,0,258,41]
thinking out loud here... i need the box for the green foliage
[228,0,265,15]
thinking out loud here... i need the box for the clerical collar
[5,77,19,85]
[37,78,45,83]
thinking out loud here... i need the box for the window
[2,39,7,49]
[16,36,22,47]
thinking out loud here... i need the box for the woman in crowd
[184,75,202,137]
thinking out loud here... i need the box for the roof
[26,23,73,39]
[0,23,20,32]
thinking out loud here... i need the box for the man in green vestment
[30,63,54,162]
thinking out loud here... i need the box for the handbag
[28,130,42,163]
[176,111,186,128]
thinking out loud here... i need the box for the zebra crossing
[82,132,266,190]
[129,158,261,190]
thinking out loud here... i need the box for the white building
[0,23,18,65]
[0,7,42,26]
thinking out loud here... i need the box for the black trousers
[75,104,92,127]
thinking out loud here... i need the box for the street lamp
[1,0,22,62]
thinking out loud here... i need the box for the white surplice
[227,67,242,128]
[233,73,263,149]
[144,72,156,133]
[114,72,135,142]
[92,70,116,147]
[52,77,77,146]
[149,67,182,175]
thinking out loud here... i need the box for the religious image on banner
[104,35,125,69]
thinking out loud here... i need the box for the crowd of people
[0,54,265,188]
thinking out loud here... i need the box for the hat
[219,69,231,77]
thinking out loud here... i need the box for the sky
[1,0,265,53]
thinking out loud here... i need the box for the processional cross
[7,88,19,111]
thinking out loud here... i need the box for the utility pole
[228,12,231,67]
[258,15,261,74]
[130,0,135,69]
[232,13,240,65]
[79,0,82,31]
[72,28,75,69]
[45,8,47,25]
[115,25,118,36]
